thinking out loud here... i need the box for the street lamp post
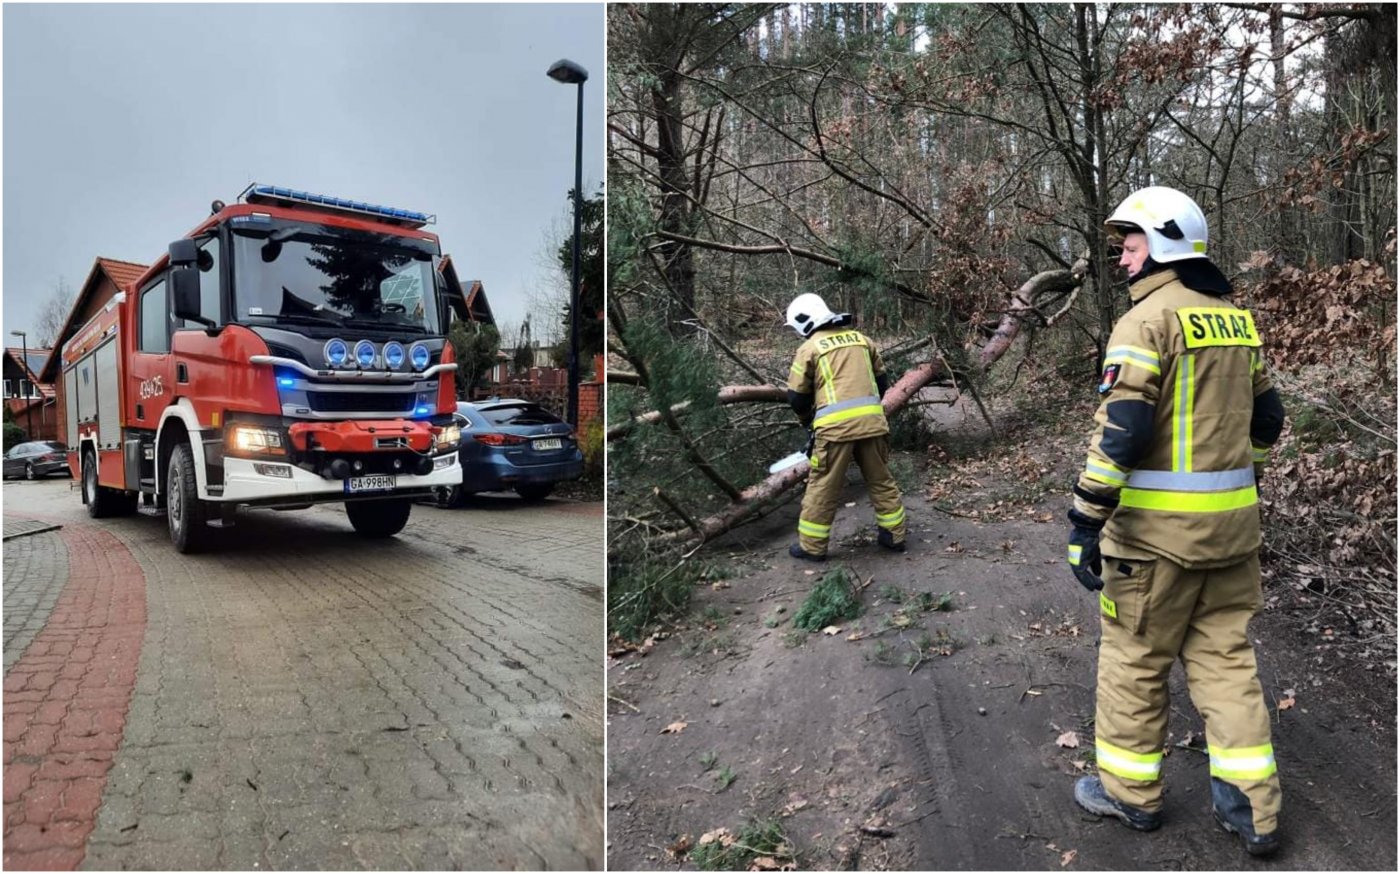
[10,330,32,439]
[547,58,589,429]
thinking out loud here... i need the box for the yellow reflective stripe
[1119,485,1258,513]
[1099,592,1117,618]
[798,519,831,538]
[1085,458,1128,486]
[818,356,838,406]
[1252,445,1270,463]
[1209,744,1277,781]
[1095,739,1162,781]
[1104,345,1162,375]
[1067,544,1083,566]
[790,361,806,379]
[876,507,905,528]
[1173,353,1195,472]
[813,404,884,428]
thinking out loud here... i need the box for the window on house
[3,379,12,398]
[140,278,170,353]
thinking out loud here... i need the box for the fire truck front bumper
[215,453,460,505]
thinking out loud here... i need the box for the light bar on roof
[239,184,435,228]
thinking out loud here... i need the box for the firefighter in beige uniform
[784,294,907,560]
[1066,188,1287,855]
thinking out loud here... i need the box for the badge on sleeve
[1097,363,1121,394]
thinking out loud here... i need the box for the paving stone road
[2,479,604,870]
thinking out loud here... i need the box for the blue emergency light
[241,184,435,228]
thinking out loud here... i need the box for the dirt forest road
[607,470,1397,870]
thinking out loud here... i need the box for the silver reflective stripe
[1125,467,1255,492]
[813,395,882,420]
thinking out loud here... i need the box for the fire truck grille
[307,391,416,414]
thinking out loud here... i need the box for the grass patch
[608,558,734,641]
[714,765,736,791]
[793,567,863,631]
[879,584,904,604]
[691,819,795,871]
[782,629,808,648]
[699,751,718,773]
[916,590,955,612]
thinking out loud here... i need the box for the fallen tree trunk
[652,257,1090,546]
[607,385,787,441]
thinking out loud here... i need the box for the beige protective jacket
[1072,268,1285,568]
[787,327,889,442]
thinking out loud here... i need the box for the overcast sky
[2,2,604,355]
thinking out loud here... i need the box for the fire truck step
[206,518,236,528]
[137,506,166,518]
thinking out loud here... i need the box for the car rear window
[480,404,562,426]
[41,442,65,452]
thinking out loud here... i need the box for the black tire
[83,451,113,518]
[346,498,412,538]
[435,485,464,509]
[167,441,211,553]
[25,462,36,481]
[515,483,554,502]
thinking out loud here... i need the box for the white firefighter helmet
[785,293,840,337]
[1105,186,1209,263]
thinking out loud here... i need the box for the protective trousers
[797,435,906,556]
[1094,551,1281,834]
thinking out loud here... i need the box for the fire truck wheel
[167,442,211,553]
[83,451,113,518]
[346,498,412,538]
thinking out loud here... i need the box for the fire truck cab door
[129,272,177,428]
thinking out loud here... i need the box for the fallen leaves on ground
[1056,731,1080,749]
[699,828,735,847]
[1061,849,1078,866]
[822,626,843,635]
[666,835,693,859]
[661,721,688,734]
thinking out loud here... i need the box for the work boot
[1211,778,1280,857]
[1074,776,1162,831]
[788,543,827,563]
[877,528,907,553]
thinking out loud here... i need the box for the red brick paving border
[3,525,145,871]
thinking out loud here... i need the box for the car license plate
[345,474,396,494]
[533,438,563,451]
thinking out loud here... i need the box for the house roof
[5,347,51,380]
[462,280,495,325]
[38,257,149,383]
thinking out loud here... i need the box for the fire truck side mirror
[170,266,204,324]
[169,239,199,267]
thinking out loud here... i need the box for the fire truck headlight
[383,341,406,370]
[229,425,287,456]
[324,338,349,367]
[354,340,376,369]
[410,342,431,371]
[435,423,461,450]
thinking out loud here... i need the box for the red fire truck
[58,185,463,552]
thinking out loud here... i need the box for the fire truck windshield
[231,226,442,336]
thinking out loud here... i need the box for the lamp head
[546,59,589,85]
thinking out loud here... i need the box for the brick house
[37,257,149,445]
[3,347,56,441]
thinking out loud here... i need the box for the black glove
[804,430,816,457]
[1066,509,1105,592]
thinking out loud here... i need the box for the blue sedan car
[438,399,584,505]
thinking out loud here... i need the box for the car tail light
[476,433,528,446]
